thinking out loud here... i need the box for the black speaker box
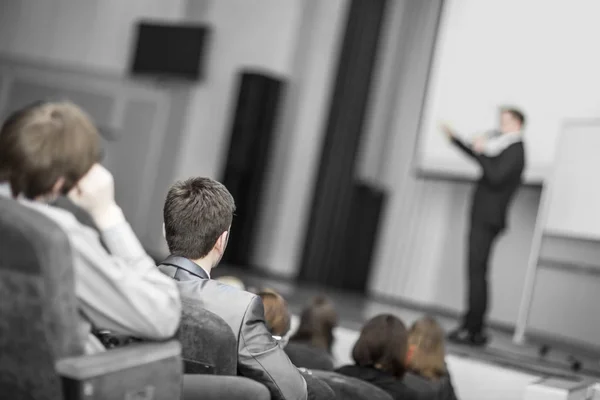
[221,71,285,266]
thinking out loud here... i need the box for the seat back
[0,197,84,399]
[311,370,394,400]
[178,296,238,375]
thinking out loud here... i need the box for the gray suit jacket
[158,256,307,400]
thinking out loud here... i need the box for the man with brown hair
[160,177,332,400]
[0,101,181,353]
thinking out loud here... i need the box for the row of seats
[0,196,397,399]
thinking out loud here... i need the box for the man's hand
[440,122,456,139]
[68,163,124,229]
[473,137,486,154]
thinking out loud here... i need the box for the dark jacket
[403,372,458,400]
[285,340,335,371]
[451,138,525,229]
[158,256,307,400]
[336,365,421,400]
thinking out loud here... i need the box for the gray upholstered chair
[178,297,237,375]
[176,297,271,399]
[311,370,394,400]
[0,196,182,400]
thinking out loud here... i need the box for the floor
[214,265,600,381]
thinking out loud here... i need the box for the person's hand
[473,137,486,153]
[440,122,455,139]
[68,163,124,229]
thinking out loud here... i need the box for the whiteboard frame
[513,118,600,344]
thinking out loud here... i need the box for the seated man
[160,177,315,400]
[0,101,181,353]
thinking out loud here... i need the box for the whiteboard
[543,121,600,240]
[416,0,600,183]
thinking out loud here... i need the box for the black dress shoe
[447,327,489,347]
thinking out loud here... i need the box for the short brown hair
[352,314,408,378]
[291,295,337,353]
[407,316,447,380]
[501,107,526,127]
[163,177,236,259]
[0,101,101,198]
[258,289,291,336]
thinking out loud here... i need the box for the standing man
[442,107,526,346]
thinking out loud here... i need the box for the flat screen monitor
[131,21,209,80]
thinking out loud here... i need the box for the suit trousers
[463,222,501,334]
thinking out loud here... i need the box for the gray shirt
[0,183,182,353]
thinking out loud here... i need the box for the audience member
[286,296,337,371]
[0,101,181,353]
[0,101,106,244]
[404,317,458,400]
[336,314,420,400]
[159,177,334,400]
[258,289,291,339]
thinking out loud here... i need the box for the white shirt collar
[0,182,12,198]
[481,130,522,156]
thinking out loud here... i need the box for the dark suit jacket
[158,256,307,400]
[403,372,458,400]
[336,365,421,400]
[451,138,525,229]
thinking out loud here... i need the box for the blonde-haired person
[404,317,458,400]
[0,101,181,353]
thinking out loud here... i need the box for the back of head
[291,295,337,352]
[407,316,447,380]
[257,289,291,337]
[352,314,408,379]
[0,101,101,199]
[500,106,526,133]
[163,177,236,259]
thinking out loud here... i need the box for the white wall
[417,0,600,183]
[367,0,600,347]
[0,0,186,75]
[172,0,306,183]
[141,0,351,261]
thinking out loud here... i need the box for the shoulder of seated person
[19,199,99,237]
[20,199,79,227]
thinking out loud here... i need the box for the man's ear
[51,177,66,196]
[162,223,166,239]
[216,230,229,253]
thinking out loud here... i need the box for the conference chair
[311,370,394,400]
[177,297,271,399]
[0,196,182,400]
[178,297,237,375]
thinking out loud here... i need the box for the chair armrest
[183,375,270,400]
[56,340,182,400]
[56,340,181,379]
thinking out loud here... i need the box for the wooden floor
[214,265,600,380]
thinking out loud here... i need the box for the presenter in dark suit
[441,107,526,346]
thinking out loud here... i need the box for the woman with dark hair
[404,317,458,400]
[257,289,291,339]
[285,295,338,370]
[336,314,419,400]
